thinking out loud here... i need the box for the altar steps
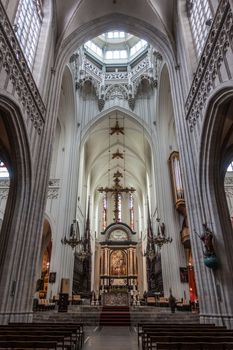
[33,306,199,326]
[100,306,130,326]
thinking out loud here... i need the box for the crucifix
[98,171,135,223]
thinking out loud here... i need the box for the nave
[1,0,233,332]
[83,326,137,350]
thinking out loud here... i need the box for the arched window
[14,0,43,69]
[102,193,107,230]
[129,192,134,230]
[117,193,122,222]
[188,0,212,57]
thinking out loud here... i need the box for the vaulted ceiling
[83,111,152,202]
[54,0,175,45]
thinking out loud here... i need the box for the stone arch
[0,95,32,323]
[46,13,178,141]
[200,87,233,243]
[81,105,153,148]
[199,87,233,327]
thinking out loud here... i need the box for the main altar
[96,223,138,305]
[102,291,130,306]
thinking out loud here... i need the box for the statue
[200,223,215,257]
[196,223,219,269]
[195,223,216,258]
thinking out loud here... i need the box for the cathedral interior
[1,0,233,348]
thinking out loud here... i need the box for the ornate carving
[0,179,10,187]
[74,46,161,111]
[47,179,60,199]
[98,98,105,111]
[0,3,45,134]
[224,176,233,185]
[185,0,232,131]
[103,292,129,306]
[105,84,128,100]
[128,97,135,111]
[0,179,10,201]
[131,57,149,79]
[85,61,102,79]
[105,72,128,80]
[0,188,9,200]
[0,178,59,199]
[47,188,59,199]
[48,179,60,187]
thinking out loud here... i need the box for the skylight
[107,31,125,39]
[105,50,128,60]
[130,39,147,57]
[84,41,103,58]
[84,33,148,63]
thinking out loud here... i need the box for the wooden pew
[26,322,84,347]
[143,331,233,350]
[156,342,233,350]
[0,340,58,349]
[147,336,233,350]
[0,335,69,350]
[138,323,223,345]
[0,330,75,348]
[142,329,232,349]
[7,322,84,349]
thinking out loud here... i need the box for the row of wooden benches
[0,322,84,349]
[138,323,233,350]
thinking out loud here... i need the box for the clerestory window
[189,0,212,57]
[107,32,125,39]
[103,193,107,230]
[14,0,43,69]
[129,192,134,230]
[117,193,122,222]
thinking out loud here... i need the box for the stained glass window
[129,192,134,229]
[103,193,107,230]
[117,193,122,222]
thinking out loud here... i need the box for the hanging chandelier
[74,238,92,261]
[74,246,91,261]
[153,218,173,249]
[61,220,83,249]
[61,220,92,260]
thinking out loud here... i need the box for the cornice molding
[0,178,60,199]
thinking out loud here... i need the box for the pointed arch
[0,95,32,321]
[199,86,233,279]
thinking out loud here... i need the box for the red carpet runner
[100,306,131,326]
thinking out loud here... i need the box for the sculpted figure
[200,223,215,257]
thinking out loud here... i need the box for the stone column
[133,248,137,275]
[100,248,104,276]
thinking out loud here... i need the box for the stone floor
[83,326,138,349]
